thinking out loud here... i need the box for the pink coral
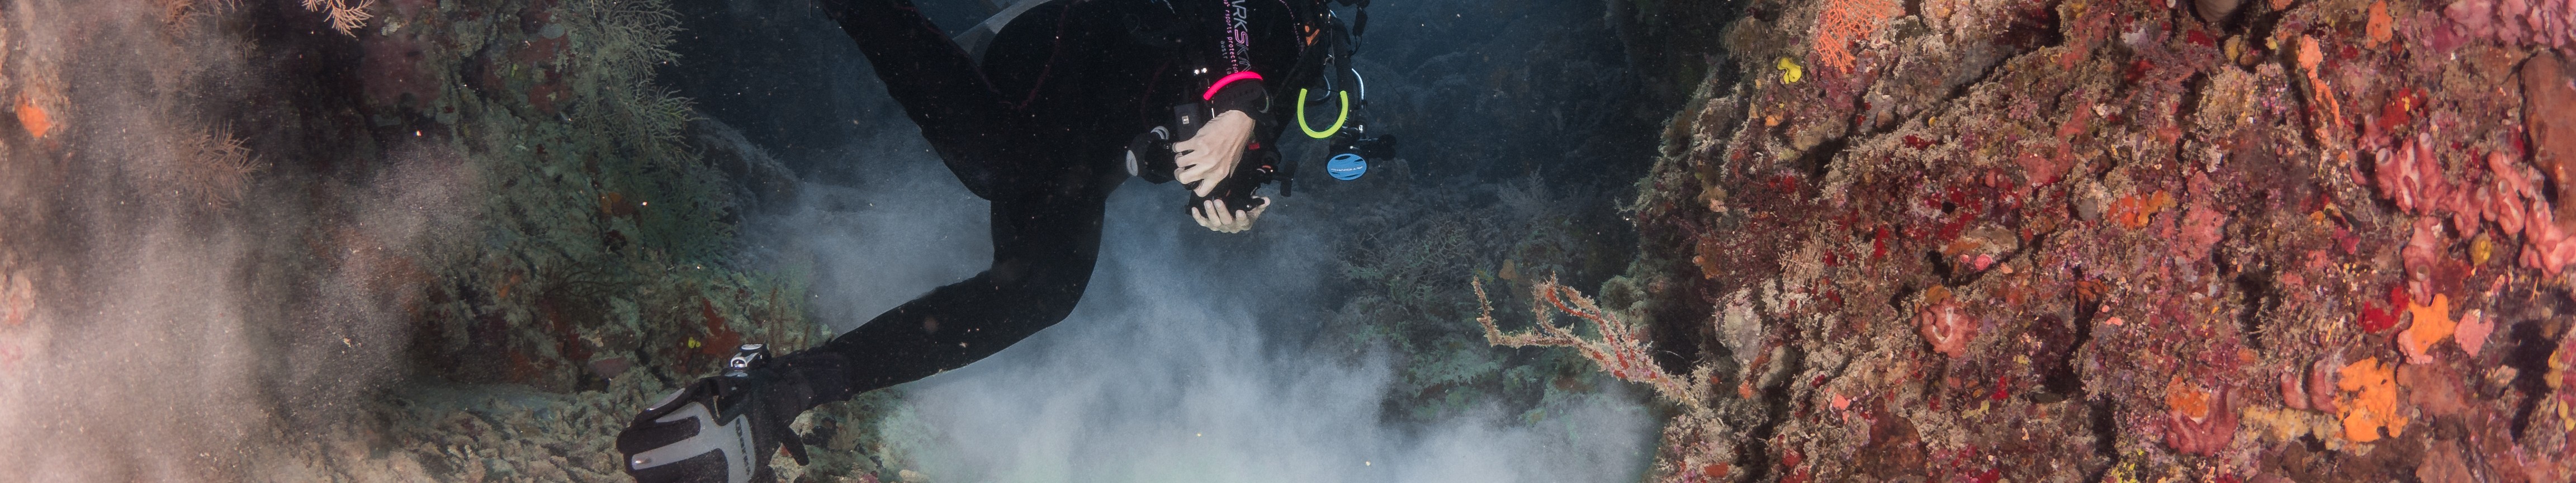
[1915,292,1977,358]
[2403,216,2445,301]
[2177,206,2228,262]
[2455,310,2495,357]
[2369,132,2576,274]
[2281,356,2350,414]
[2281,371,2311,410]
[2492,150,2576,273]
[2309,357,2342,414]
[2445,0,2576,48]
[2164,385,2238,456]
[2372,133,2452,217]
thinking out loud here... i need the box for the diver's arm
[1173,110,1254,198]
[1166,0,1303,233]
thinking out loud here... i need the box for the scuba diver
[615,0,1394,481]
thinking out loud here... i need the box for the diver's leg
[770,0,1151,407]
[770,179,1112,405]
[815,0,1036,199]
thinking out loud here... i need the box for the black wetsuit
[772,0,1314,409]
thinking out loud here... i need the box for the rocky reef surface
[1514,0,2576,480]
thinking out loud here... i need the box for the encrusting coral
[1806,0,1902,74]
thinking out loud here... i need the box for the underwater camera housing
[1125,102,1276,214]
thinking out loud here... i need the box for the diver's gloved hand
[1173,110,1255,198]
[1192,196,1270,233]
[617,346,812,483]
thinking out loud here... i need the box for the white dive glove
[1172,110,1270,233]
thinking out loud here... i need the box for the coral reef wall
[1520,0,2576,480]
[0,0,851,480]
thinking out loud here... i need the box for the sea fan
[1474,275,1708,407]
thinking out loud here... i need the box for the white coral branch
[301,0,374,35]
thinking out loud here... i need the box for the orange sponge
[2336,357,2407,442]
[2399,295,2457,364]
[15,94,51,139]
